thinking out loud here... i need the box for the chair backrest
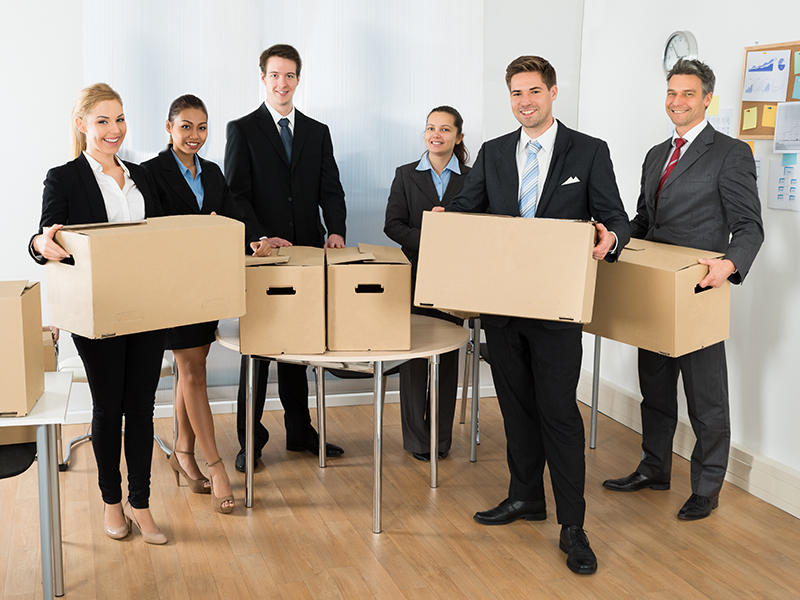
[0,442,37,479]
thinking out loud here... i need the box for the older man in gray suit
[602,59,764,520]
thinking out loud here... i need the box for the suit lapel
[75,154,109,223]
[198,157,220,213]
[158,149,201,213]
[409,166,441,207]
[535,121,570,216]
[660,122,714,194]
[292,110,309,172]
[645,139,673,202]
[256,103,289,166]
[441,170,467,206]
[495,131,521,216]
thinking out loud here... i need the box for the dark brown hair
[167,94,208,123]
[668,58,716,97]
[259,44,302,77]
[505,56,557,90]
[427,105,469,165]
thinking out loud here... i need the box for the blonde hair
[70,83,123,159]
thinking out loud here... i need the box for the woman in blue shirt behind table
[30,83,168,544]
[142,95,270,514]
[384,106,471,461]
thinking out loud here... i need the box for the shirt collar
[83,150,130,177]
[415,151,461,175]
[673,119,707,145]
[170,147,202,177]
[518,119,558,157]
[264,100,295,129]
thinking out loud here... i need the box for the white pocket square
[562,176,580,185]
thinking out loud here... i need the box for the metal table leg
[36,423,58,599]
[245,356,255,508]
[459,322,475,424]
[429,354,440,488]
[373,360,385,533]
[316,366,326,468]
[590,336,601,449]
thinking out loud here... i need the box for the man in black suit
[225,44,347,471]
[439,56,630,575]
[602,59,764,520]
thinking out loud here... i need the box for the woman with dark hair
[384,106,471,460]
[142,94,270,514]
[30,83,168,544]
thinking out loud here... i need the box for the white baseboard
[577,369,800,520]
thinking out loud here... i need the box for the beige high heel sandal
[123,502,168,545]
[206,459,234,514]
[168,449,210,494]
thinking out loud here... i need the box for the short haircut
[259,44,302,77]
[667,58,715,97]
[505,55,557,90]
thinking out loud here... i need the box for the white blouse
[82,151,145,222]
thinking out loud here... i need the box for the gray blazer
[631,122,764,283]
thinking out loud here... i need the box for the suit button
[288,222,294,228]
[655,223,661,229]
[288,196,293,202]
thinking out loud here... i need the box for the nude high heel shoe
[123,502,168,545]
[169,450,210,494]
[207,459,235,514]
[104,503,129,540]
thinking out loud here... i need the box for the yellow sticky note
[742,107,758,130]
[707,95,720,116]
[762,104,777,128]
[745,140,755,154]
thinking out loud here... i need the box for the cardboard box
[240,246,326,355]
[414,211,598,323]
[327,244,411,351]
[46,215,245,339]
[0,281,45,416]
[584,239,730,357]
[42,327,57,372]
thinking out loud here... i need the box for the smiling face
[424,111,463,161]
[76,99,126,159]
[509,71,557,138]
[167,108,208,161]
[666,74,712,136]
[261,56,299,115]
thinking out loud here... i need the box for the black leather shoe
[677,494,718,520]
[286,438,345,457]
[473,498,547,525]
[559,525,597,574]
[412,450,449,461]
[234,448,262,473]
[602,471,670,492]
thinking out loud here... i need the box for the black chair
[0,441,37,479]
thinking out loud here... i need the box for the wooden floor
[2,398,799,599]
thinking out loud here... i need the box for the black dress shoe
[234,448,262,473]
[286,438,345,457]
[602,471,670,492]
[473,498,546,525]
[678,493,718,520]
[559,525,597,574]
[412,450,449,461]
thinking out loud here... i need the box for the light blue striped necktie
[519,140,542,218]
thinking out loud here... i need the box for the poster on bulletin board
[738,40,800,140]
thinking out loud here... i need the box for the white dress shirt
[516,120,559,201]
[82,152,145,222]
[264,101,296,136]
[662,119,708,172]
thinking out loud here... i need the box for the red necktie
[654,137,686,207]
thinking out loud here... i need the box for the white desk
[217,314,468,532]
[0,371,72,599]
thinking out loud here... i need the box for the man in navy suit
[603,59,764,520]
[225,44,347,471]
[440,55,630,575]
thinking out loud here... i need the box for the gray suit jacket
[631,122,764,284]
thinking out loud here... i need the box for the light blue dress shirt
[171,148,204,210]
[415,152,461,201]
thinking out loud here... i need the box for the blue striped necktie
[519,140,542,218]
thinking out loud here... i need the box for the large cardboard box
[414,211,598,323]
[46,215,245,339]
[584,239,730,357]
[327,244,411,351]
[0,281,45,416]
[240,246,326,355]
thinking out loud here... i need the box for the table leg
[246,355,255,508]
[316,366,326,468]
[429,354,440,488]
[47,424,64,597]
[36,424,55,600]
[590,336,601,450]
[470,317,481,462]
[373,360,384,534]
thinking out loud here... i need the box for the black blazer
[448,121,631,328]
[141,148,265,244]
[30,153,163,264]
[224,104,346,247]
[384,159,471,274]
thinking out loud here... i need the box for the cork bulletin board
[738,40,800,140]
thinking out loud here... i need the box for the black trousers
[73,329,167,508]
[637,342,729,498]
[483,318,586,526]
[236,358,315,452]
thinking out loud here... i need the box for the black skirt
[165,320,219,350]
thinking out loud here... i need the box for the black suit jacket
[384,160,471,272]
[141,148,265,245]
[447,121,631,328]
[631,122,763,284]
[30,153,163,264]
[224,104,346,247]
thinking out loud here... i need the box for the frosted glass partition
[84,0,484,247]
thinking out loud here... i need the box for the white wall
[578,0,800,473]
